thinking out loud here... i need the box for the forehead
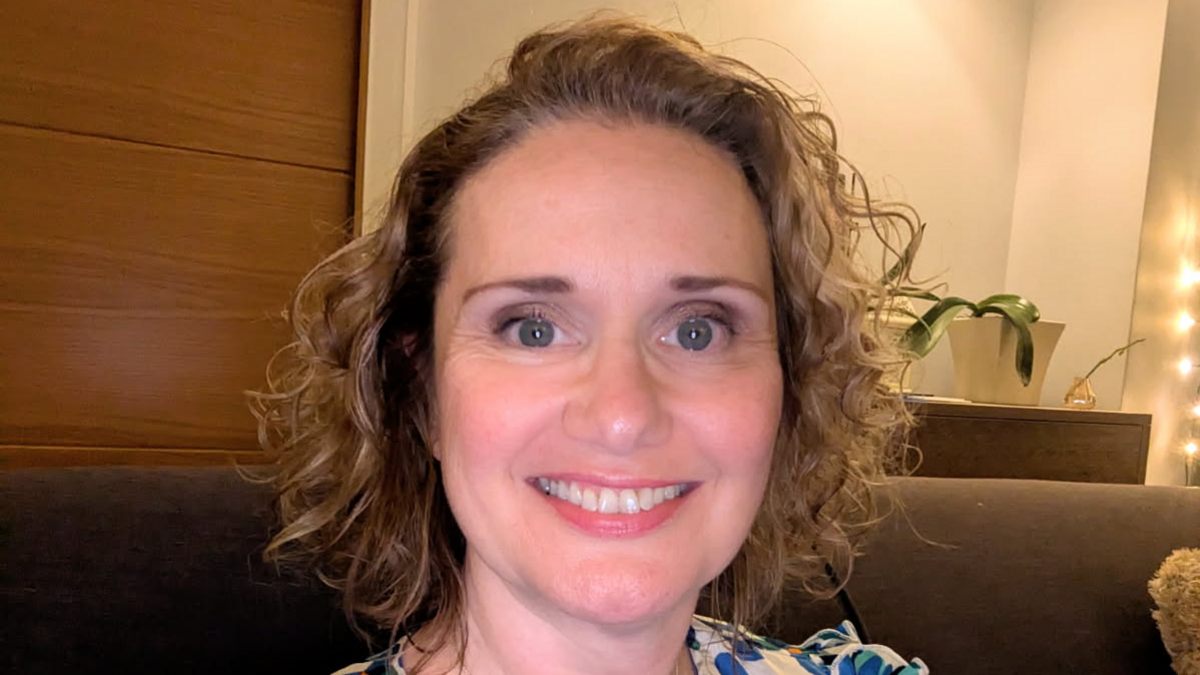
[444,120,773,294]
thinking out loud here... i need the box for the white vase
[947,316,1065,406]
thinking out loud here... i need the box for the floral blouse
[332,615,929,674]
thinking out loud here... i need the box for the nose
[562,337,671,453]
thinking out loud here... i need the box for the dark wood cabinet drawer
[909,400,1151,484]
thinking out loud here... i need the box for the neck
[411,553,697,675]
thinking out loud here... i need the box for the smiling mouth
[534,478,692,515]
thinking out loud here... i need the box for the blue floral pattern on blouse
[333,615,928,674]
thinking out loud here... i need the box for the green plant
[871,220,1042,386]
[893,291,1042,385]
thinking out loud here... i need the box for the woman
[255,17,926,675]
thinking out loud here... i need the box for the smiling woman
[251,16,925,675]
[433,121,783,636]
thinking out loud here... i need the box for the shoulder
[688,615,928,674]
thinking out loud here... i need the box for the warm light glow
[1181,313,1196,330]
[1181,358,1194,375]
[1183,267,1200,286]
[1187,442,1198,456]
[1192,404,1200,416]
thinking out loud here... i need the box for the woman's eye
[516,317,556,348]
[675,317,714,351]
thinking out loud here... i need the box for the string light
[1181,245,1200,481]
[1185,259,1200,485]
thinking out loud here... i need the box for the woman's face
[432,120,783,626]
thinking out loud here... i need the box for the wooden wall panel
[0,0,359,171]
[0,124,351,452]
[0,446,273,469]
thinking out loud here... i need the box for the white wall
[1004,0,1167,409]
[356,0,420,235]
[1123,0,1200,485]
[408,0,1037,397]
[368,0,1196,482]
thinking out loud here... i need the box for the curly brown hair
[252,15,917,662]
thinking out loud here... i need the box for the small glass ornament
[1064,338,1144,411]
[1063,376,1096,410]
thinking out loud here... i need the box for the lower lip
[541,488,688,538]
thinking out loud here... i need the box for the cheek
[684,365,783,468]
[435,355,564,466]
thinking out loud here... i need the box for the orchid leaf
[899,296,976,358]
[890,287,941,303]
[972,295,1041,385]
[888,282,1042,384]
[974,294,1040,324]
[974,303,1036,385]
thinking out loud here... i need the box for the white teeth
[537,479,688,514]
[598,488,619,514]
[619,489,640,514]
[638,487,654,511]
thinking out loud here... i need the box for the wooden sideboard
[908,399,1151,484]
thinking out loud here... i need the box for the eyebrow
[670,275,770,302]
[462,276,574,302]
[462,274,768,303]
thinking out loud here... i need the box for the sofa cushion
[0,467,367,673]
[5,468,1199,674]
[796,477,1200,675]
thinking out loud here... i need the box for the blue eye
[676,317,714,351]
[517,317,555,347]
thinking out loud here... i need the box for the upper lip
[531,473,691,489]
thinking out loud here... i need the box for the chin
[544,558,701,627]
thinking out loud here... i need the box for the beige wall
[408,0,1037,396]
[375,1,1196,482]
[357,0,419,234]
[1123,0,1200,485]
[1004,0,1167,408]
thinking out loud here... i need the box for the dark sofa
[3,467,1198,673]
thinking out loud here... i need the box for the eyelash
[668,303,738,335]
[491,304,553,337]
[489,303,740,344]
